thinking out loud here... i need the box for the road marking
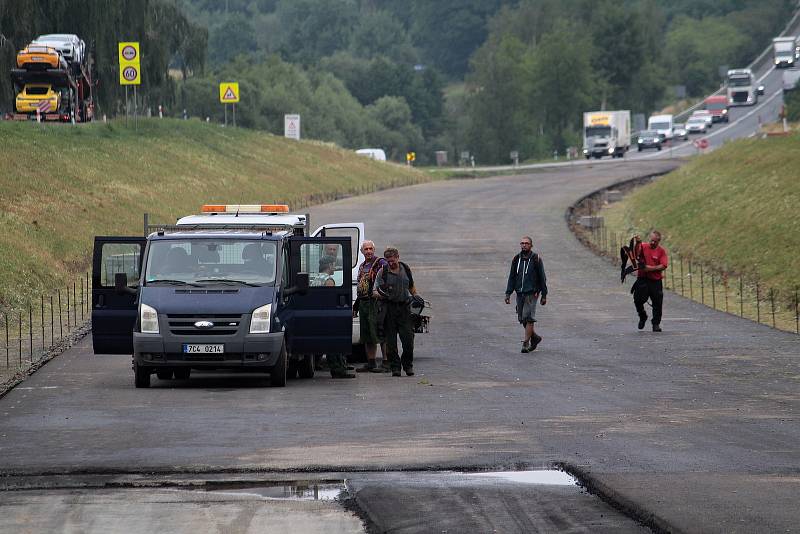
[16,386,60,390]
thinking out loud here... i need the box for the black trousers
[634,278,663,325]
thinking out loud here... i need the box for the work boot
[530,334,542,351]
[356,360,376,373]
[521,340,530,353]
[403,366,414,376]
[652,324,662,332]
[638,315,648,330]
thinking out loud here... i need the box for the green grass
[601,132,800,302]
[0,119,426,308]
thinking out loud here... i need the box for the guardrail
[674,1,800,123]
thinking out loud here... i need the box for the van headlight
[250,303,272,333]
[140,304,159,334]
[607,147,614,154]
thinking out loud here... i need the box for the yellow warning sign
[119,64,141,85]
[219,82,240,103]
[118,41,141,86]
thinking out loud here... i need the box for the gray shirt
[374,265,412,303]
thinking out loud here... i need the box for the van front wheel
[270,343,288,387]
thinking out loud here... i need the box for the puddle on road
[203,481,346,501]
[465,470,577,486]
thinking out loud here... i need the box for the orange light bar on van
[201,204,290,214]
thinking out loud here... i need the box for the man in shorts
[505,236,548,353]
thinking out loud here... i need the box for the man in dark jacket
[505,236,548,353]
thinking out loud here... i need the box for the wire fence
[0,273,91,384]
[574,219,800,335]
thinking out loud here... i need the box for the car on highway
[637,130,662,151]
[685,116,708,134]
[16,44,68,71]
[672,123,689,141]
[691,110,714,129]
[14,83,60,113]
[32,34,85,67]
[704,95,729,123]
[647,114,674,141]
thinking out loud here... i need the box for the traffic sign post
[219,83,240,127]
[284,114,301,140]
[119,42,141,129]
[406,151,416,166]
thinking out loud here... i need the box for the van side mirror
[114,272,137,295]
[284,273,309,297]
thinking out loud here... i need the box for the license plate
[183,344,224,354]
[32,56,43,61]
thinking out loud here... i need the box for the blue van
[91,205,355,388]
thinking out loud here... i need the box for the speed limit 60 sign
[118,41,141,85]
[120,64,140,85]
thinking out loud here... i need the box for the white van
[647,114,674,141]
[355,148,387,161]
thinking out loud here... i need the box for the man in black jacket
[505,236,548,353]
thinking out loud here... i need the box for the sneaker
[530,334,542,351]
[403,367,414,376]
[521,341,530,353]
[638,316,647,330]
[369,366,389,373]
[652,325,662,332]
[356,361,376,373]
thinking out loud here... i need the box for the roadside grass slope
[602,132,800,302]
[0,119,425,307]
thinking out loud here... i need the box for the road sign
[284,114,300,140]
[694,138,709,150]
[120,64,140,85]
[37,100,51,114]
[119,42,140,63]
[118,41,141,86]
[406,151,416,162]
[219,82,240,103]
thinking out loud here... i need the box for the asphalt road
[2,158,799,532]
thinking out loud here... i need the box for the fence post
[769,288,776,328]
[66,287,71,330]
[18,311,22,366]
[40,296,45,353]
[756,282,761,324]
[740,276,744,317]
[58,289,63,339]
[688,260,693,300]
[4,312,8,367]
[73,281,77,326]
[671,258,675,292]
[28,302,33,362]
[80,278,84,322]
[50,295,54,346]
[711,272,716,310]
[724,274,729,313]
[795,286,799,334]
[700,265,704,305]
[680,257,685,296]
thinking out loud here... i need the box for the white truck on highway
[582,110,630,159]
[773,36,799,68]
[727,69,764,106]
[647,114,674,141]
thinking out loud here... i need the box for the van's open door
[285,237,352,355]
[92,236,146,354]
[312,223,364,292]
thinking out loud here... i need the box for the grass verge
[595,132,800,332]
[0,118,426,307]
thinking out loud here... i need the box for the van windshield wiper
[194,278,262,287]
[146,279,201,287]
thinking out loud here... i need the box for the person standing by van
[505,236,548,353]
[354,241,388,373]
[373,247,417,377]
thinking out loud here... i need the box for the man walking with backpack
[505,236,548,353]
[373,247,417,377]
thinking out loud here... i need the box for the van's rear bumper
[133,331,284,368]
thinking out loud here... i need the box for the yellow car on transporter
[15,84,60,114]
[16,44,68,71]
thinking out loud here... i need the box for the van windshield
[728,76,752,87]
[649,122,670,130]
[144,239,277,286]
